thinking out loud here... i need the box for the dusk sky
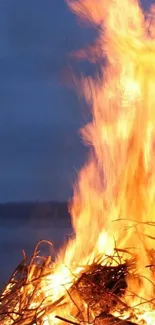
[0,0,153,203]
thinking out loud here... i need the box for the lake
[0,202,72,288]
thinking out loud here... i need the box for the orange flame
[4,1,155,324]
[56,0,155,322]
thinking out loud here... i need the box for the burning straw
[0,241,65,325]
[0,241,154,325]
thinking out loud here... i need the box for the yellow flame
[4,1,155,324]
[40,1,155,323]
[59,0,155,323]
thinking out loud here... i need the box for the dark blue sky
[0,0,152,202]
[0,0,93,202]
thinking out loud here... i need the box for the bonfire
[0,0,155,324]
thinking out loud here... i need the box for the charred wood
[94,312,138,325]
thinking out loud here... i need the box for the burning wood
[0,242,154,324]
[94,313,138,325]
[1,0,155,323]
[71,263,129,315]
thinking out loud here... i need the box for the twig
[55,315,79,325]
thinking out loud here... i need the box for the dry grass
[0,241,154,325]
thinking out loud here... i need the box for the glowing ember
[0,0,155,324]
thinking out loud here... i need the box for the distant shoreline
[0,201,71,227]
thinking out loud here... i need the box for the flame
[2,0,155,324]
[58,0,155,322]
